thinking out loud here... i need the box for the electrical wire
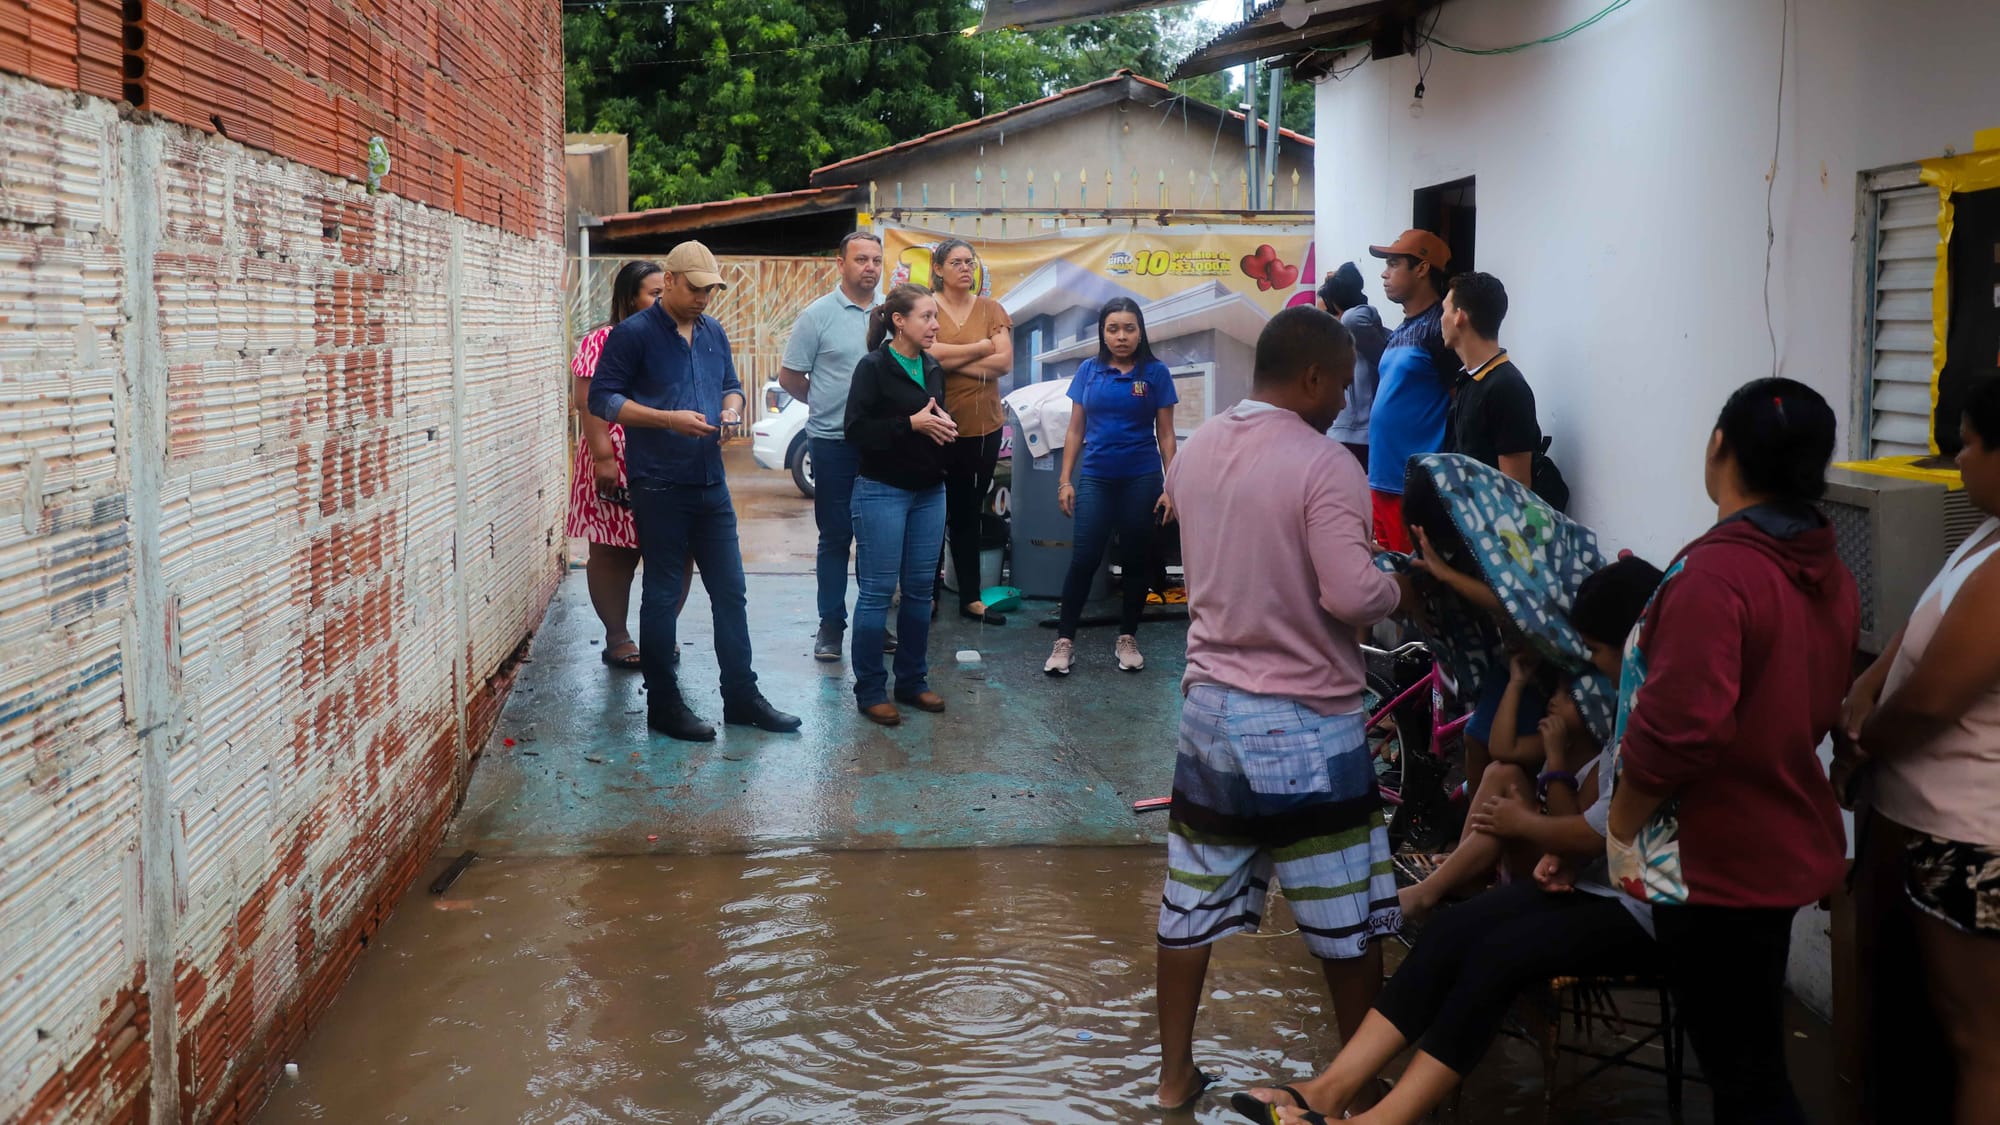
[475,26,968,86]
[1425,0,1633,56]
[1763,0,1789,377]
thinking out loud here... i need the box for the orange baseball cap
[1368,229,1451,270]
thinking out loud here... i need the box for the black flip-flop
[1162,1069,1215,1112]
[600,643,642,670]
[1230,1087,1328,1125]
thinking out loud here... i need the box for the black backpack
[1531,435,1570,513]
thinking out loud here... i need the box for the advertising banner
[881,224,1319,432]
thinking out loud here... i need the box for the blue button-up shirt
[588,305,743,486]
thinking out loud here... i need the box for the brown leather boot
[860,702,902,726]
[896,690,946,713]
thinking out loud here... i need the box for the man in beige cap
[589,240,800,741]
[1363,229,1456,553]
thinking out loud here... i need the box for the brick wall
[5,0,562,238]
[0,0,565,1116]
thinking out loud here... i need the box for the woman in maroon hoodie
[1605,378,1858,1125]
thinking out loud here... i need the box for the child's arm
[1468,801,1606,860]
[1411,525,1502,613]
[1487,654,1545,767]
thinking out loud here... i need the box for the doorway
[1414,176,1476,277]
[1938,184,2000,455]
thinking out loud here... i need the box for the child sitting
[1398,555,1664,924]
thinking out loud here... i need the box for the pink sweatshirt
[1166,401,1402,714]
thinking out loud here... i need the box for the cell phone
[598,486,631,508]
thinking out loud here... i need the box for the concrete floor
[458,448,1187,857]
[254,444,1850,1124]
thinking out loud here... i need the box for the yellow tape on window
[1833,455,1964,490]
[1915,149,2000,455]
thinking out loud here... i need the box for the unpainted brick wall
[0,58,566,1125]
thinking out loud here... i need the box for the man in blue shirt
[776,232,889,662]
[1365,229,1456,553]
[589,240,800,741]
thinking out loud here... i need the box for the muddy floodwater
[258,462,1843,1123]
[254,847,1839,1124]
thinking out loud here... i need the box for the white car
[751,388,813,498]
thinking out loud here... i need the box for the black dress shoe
[960,606,1007,625]
[723,693,802,732]
[883,629,898,654]
[648,697,715,742]
[814,621,843,663]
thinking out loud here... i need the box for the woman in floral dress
[568,260,689,668]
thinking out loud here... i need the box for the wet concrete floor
[257,446,1847,1123]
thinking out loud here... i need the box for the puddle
[256,848,1839,1124]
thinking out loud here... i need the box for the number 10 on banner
[1128,250,1174,276]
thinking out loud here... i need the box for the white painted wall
[1314,0,2000,564]
[1313,0,2000,1019]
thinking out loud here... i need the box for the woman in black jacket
[843,283,959,725]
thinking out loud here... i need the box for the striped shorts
[1158,685,1400,961]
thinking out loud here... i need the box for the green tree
[563,2,1313,209]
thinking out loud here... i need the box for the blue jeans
[811,436,860,626]
[851,478,945,707]
[630,477,756,702]
[1057,472,1162,638]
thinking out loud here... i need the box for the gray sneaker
[814,621,843,663]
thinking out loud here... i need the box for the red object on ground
[1132,797,1172,813]
[503,738,515,747]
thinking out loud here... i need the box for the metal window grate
[1865,184,1940,458]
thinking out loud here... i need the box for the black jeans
[1375,881,1655,1074]
[942,429,1002,607]
[1056,472,1160,638]
[1654,903,1809,1125]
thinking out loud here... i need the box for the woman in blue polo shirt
[1045,298,1178,675]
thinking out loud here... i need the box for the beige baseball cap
[663,240,726,288]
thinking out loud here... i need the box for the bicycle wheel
[1364,670,1407,796]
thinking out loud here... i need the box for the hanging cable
[1763,0,1789,377]
[1425,0,1633,56]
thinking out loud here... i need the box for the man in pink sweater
[1152,306,1413,1112]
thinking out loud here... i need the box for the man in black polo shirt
[1440,272,1539,488]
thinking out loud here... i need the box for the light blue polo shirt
[782,287,876,440]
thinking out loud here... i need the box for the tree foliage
[564,1,1315,210]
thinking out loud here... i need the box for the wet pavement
[257,446,1848,1123]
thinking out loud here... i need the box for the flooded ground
[256,447,1847,1124]
[256,848,1841,1124]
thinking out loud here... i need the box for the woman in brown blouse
[927,238,1015,623]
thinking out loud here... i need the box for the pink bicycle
[1363,641,1472,854]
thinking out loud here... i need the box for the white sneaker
[1044,638,1075,676]
[1115,634,1144,672]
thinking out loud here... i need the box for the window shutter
[1867,185,1940,457]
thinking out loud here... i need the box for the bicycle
[1363,640,1471,854]
[1130,640,1472,853]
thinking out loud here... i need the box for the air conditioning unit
[1820,466,1981,654]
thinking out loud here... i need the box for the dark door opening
[1414,176,1476,277]
[1938,185,2000,455]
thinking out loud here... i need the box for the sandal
[1162,1069,1215,1112]
[600,640,641,670]
[1230,1086,1326,1124]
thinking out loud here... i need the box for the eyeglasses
[944,258,977,269]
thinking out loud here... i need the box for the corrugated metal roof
[808,70,1309,187]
